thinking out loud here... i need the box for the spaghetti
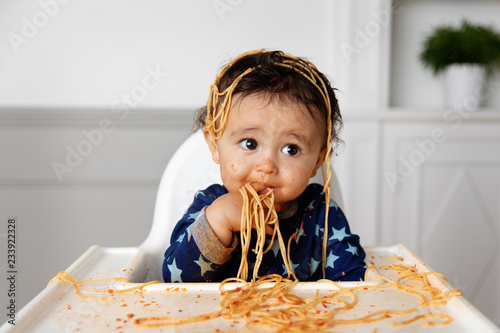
[237,183,297,281]
[133,263,462,330]
[47,271,160,301]
[49,259,463,331]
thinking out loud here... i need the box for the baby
[163,50,366,282]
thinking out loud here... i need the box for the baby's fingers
[265,225,274,235]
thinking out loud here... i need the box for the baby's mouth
[251,182,274,195]
[258,188,270,195]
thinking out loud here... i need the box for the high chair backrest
[140,131,345,280]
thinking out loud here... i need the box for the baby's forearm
[205,204,233,247]
[204,192,243,247]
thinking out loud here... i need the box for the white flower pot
[442,64,487,111]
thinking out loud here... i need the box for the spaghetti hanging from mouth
[237,183,297,281]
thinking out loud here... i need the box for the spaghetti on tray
[50,185,462,331]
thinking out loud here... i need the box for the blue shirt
[163,184,366,282]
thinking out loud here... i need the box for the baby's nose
[255,158,278,174]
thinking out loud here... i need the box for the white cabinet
[337,110,500,325]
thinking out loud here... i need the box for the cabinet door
[381,120,500,323]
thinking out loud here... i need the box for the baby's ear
[203,128,220,164]
[311,148,327,178]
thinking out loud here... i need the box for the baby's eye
[282,144,300,156]
[240,138,258,150]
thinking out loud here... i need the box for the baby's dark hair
[195,50,343,149]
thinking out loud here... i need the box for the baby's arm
[204,192,244,247]
[162,185,237,282]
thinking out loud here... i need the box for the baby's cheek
[284,167,311,185]
[221,161,244,189]
[223,160,241,176]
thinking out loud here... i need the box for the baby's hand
[205,189,274,248]
[205,192,245,247]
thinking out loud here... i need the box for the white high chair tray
[1,244,498,332]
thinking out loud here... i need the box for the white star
[167,258,183,282]
[314,223,323,238]
[329,198,340,211]
[345,243,359,256]
[188,210,201,220]
[194,191,206,199]
[270,239,281,257]
[176,233,185,243]
[306,199,315,211]
[326,253,340,269]
[329,226,348,242]
[186,226,193,242]
[282,261,300,276]
[194,255,213,276]
[309,257,321,273]
[296,221,306,243]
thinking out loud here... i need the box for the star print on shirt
[306,199,315,211]
[329,226,348,242]
[345,243,359,256]
[314,223,323,238]
[186,226,193,242]
[194,255,213,276]
[309,257,321,273]
[282,261,300,277]
[270,239,281,258]
[328,198,340,211]
[194,190,206,199]
[326,253,340,269]
[176,233,185,243]
[188,210,201,221]
[167,258,183,282]
[296,221,306,243]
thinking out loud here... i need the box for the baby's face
[205,93,326,211]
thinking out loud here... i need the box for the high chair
[3,131,497,332]
[140,130,346,282]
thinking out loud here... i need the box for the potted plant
[420,20,500,110]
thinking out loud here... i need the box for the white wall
[0,0,336,108]
[390,0,500,107]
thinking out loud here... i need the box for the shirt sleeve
[162,185,237,282]
[323,200,367,281]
